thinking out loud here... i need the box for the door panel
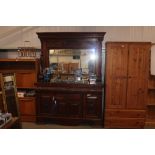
[54,93,82,117]
[105,43,128,109]
[38,95,52,114]
[19,97,35,115]
[127,43,150,109]
[69,102,82,117]
[127,78,147,109]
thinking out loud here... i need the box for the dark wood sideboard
[36,32,106,126]
[35,83,103,126]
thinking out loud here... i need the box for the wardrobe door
[105,43,128,109]
[126,43,150,109]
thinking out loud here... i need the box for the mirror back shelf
[37,32,105,83]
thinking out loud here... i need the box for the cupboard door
[54,94,82,117]
[127,43,150,109]
[67,94,82,118]
[68,102,82,117]
[38,95,52,115]
[85,93,102,118]
[19,97,36,115]
[54,94,68,116]
[18,97,36,122]
[105,43,128,109]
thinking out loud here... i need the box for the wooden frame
[0,73,20,117]
[37,32,106,81]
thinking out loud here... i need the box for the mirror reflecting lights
[47,49,97,84]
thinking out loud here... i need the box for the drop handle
[51,96,55,103]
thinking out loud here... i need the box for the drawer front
[67,94,81,100]
[104,118,145,128]
[105,109,146,118]
[54,93,81,101]
[16,72,36,88]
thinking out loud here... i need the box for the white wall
[1,26,155,49]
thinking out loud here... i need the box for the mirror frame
[37,32,106,81]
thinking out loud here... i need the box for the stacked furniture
[145,75,155,127]
[0,58,39,122]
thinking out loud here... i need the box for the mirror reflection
[46,49,97,84]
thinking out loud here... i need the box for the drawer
[55,94,81,100]
[105,109,146,118]
[104,118,145,128]
[67,94,81,100]
[16,72,36,88]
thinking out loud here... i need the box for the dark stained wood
[37,32,105,81]
[36,83,103,126]
[36,32,105,126]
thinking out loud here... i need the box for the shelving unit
[146,75,155,127]
[0,58,39,122]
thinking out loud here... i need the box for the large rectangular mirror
[48,49,97,83]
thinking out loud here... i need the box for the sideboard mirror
[49,48,97,73]
[37,32,106,82]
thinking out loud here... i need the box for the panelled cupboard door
[105,43,128,109]
[126,43,150,109]
[38,95,52,115]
